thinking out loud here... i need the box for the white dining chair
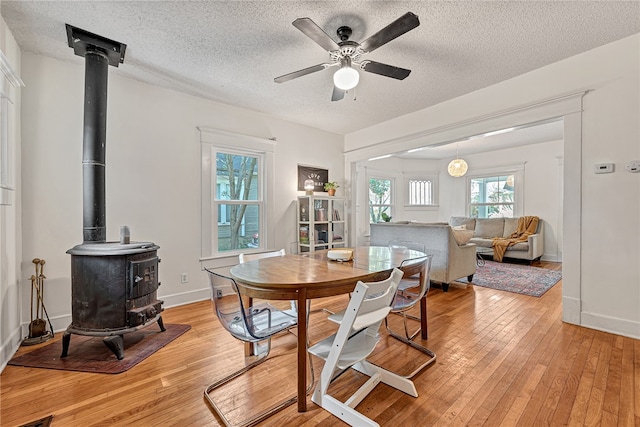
[238,248,286,264]
[308,268,416,427]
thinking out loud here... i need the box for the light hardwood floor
[1,261,638,426]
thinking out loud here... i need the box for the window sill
[404,205,439,210]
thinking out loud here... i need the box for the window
[405,174,438,207]
[408,179,432,205]
[214,151,262,252]
[469,174,515,218]
[369,177,393,223]
[200,128,275,259]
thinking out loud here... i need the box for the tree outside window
[369,177,393,223]
[469,175,514,218]
[214,152,261,251]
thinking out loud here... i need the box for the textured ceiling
[2,1,639,136]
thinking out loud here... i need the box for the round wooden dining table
[229,246,429,412]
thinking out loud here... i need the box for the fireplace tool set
[22,258,54,346]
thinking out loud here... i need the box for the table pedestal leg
[297,288,308,412]
[243,296,255,357]
[420,296,428,340]
[420,268,428,340]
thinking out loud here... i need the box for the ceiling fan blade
[359,12,420,53]
[361,60,411,80]
[293,18,340,52]
[274,63,329,83]
[331,86,345,101]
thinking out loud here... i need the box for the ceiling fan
[274,12,420,101]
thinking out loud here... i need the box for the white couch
[450,216,544,262]
[369,222,477,292]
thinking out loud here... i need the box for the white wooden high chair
[308,268,417,427]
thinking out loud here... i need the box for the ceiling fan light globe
[448,158,468,177]
[333,67,359,90]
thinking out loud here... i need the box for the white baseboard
[580,312,640,340]
[161,287,210,309]
[1,326,25,373]
[541,253,561,262]
[562,296,581,325]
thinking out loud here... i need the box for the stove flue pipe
[66,25,126,242]
[82,50,108,242]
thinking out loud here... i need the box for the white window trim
[199,127,275,261]
[0,50,24,206]
[466,163,525,217]
[403,171,439,209]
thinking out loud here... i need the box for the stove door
[128,256,158,299]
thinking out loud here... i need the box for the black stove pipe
[66,24,126,242]
[82,50,108,242]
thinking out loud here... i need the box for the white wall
[17,53,344,351]
[345,34,640,339]
[0,18,22,371]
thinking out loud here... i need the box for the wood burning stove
[61,25,164,360]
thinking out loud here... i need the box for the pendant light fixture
[447,143,468,177]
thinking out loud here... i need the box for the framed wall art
[297,165,328,192]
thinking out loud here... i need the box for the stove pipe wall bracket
[66,24,126,242]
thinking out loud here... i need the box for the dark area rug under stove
[8,323,190,374]
[457,261,562,297]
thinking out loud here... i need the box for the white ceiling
[2,1,639,138]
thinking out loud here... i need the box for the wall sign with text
[297,165,328,192]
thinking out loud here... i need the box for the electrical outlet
[180,273,188,283]
[625,160,640,173]
[216,289,223,298]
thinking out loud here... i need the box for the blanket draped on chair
[491,216,539,262]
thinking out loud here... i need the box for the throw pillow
[452,228,474,245]
[474,218,505,238]
[503,218,519,237]
[450,216,476,230]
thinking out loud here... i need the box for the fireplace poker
[32,258,41,278]
[29,275,35,336]
[39,259,46,319]
[32,258,42,323]
[28,274,46,337]
[29,258,50,337]
[33,273,54,337]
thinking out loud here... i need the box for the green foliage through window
[469,175,514,218]
[369,177,392,223]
